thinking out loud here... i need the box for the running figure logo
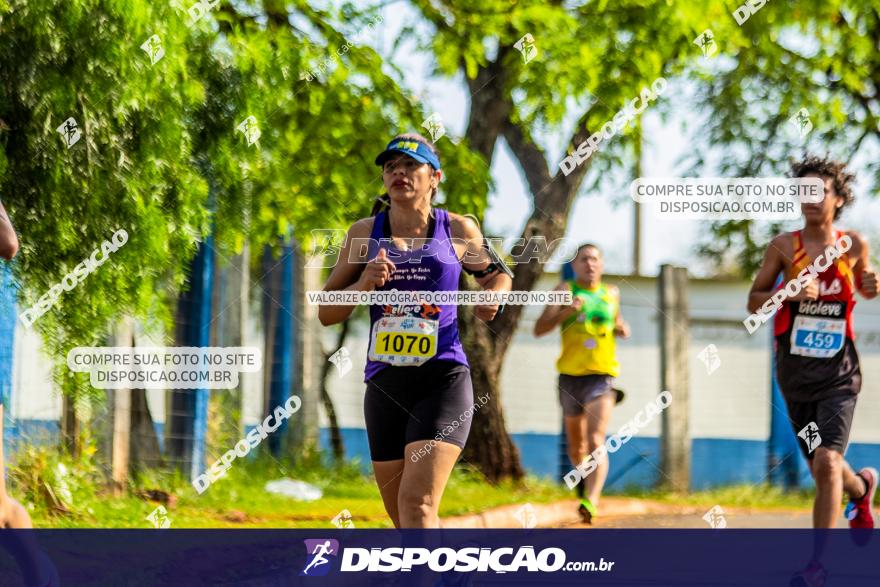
[693,29,717,57]
[331,509,355,529]
[789,108,813,138]
[513,33,538,64]
[301,539,340,576]
[140,35,165,65]
[328,347,352,377]
[422,112,446,142]
[57,117,82,148]
[798,422,822,454]
[305,229,346,268]
[514,503,537,528]
[146,505,171,529]
[702,505,727,528]
[697,344,721,375]
[236,115,261,147]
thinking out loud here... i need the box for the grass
[12,447,572,528]
[14,442,862,528]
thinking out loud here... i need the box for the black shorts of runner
[558,374,620,417]
[785,394,858,460]
[364,360,474,462]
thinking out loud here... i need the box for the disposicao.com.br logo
[301,539,340,576]
[299,539,611,575]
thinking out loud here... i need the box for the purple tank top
[364,208,468,381]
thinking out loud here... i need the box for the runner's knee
[398,490,436,520]
[568,436,587,455]
[586,432,605,452]
[0,496,33,529]
[812,448,842,480]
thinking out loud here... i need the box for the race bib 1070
[368,316,438,366]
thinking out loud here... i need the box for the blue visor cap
[374,139,441,170]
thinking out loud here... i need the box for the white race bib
[790,315,845,358]
[368,316,438,366]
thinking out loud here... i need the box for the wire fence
[5,267,880,491]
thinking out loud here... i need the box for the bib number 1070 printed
[377,332,433,356]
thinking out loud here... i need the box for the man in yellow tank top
[534,243,629,523]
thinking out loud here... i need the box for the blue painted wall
[313,427,880,491]
[167,238,214,481]
[0,264,16,455]
[263,243,294,456]
[0,264,16,407]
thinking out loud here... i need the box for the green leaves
[0,0,427,401]
[685,0,880,275]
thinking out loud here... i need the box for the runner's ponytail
[371,193,391,216]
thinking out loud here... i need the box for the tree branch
[500,119,552,196]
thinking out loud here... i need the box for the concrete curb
[439,496,768,528]
[441,499,583,529]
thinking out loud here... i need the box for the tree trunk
[61,395,79,457]
[458,55,598,481]
[456,45,529,483]
[457,181,584,482]
[458,275,524,482]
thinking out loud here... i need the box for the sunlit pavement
[573,512,850,528]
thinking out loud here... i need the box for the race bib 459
[790,315,845,358]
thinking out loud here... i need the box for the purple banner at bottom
[0,529,877,586]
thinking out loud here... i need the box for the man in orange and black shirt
[748,156,877,583]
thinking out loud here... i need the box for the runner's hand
[359,248,396,290]
[861,268,878,296]
[790,278,819,301]
[562,295,584,317]
[475,303,499,321]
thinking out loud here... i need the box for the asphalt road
[557,497,852,528]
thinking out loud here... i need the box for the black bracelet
[463,262,501,278]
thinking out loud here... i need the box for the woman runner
[319,133,512,528]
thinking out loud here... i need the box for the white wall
[11,325,62,423]
[324,272,880,445]
[9,292,266,430]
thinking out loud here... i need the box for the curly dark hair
[790,154,856,220]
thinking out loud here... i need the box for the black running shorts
[364,360,474,462]
[785,394,858,460]
[558,374,616,417]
